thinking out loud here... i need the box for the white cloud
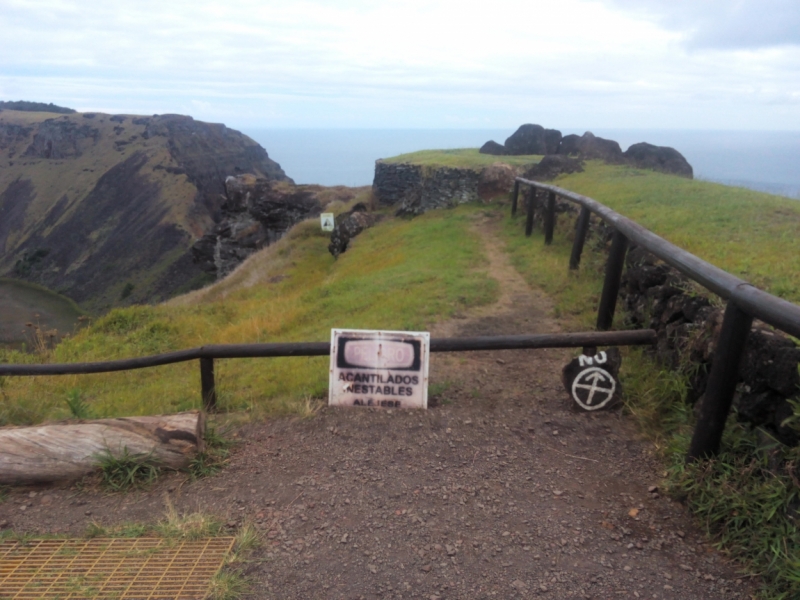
[0,0,798,129]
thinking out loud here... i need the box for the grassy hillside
[0,206,497,424]
[556,162,800,302]
[387,153,800,304]
[383,148,541,170]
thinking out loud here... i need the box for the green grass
[0,205,498,424]
[382,148,541,170]
[555,161,800,302]
[497,165,800,598]
[65,388,92,419]
[95,447,161,492]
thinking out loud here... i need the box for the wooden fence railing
[512,177,800,460]
[0,330,656,417]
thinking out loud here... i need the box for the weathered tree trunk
[0,411,205,485]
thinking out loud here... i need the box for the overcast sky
[1,0,798,130]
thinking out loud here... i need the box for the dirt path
[0,213,754,599]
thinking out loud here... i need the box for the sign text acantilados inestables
[329,329,430,409]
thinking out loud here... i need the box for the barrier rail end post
[570,207,591,270]
[544,192,556,245]
[596,230,629,330]
[200,357,217,412]
[511,180,520,217]
[687,302,753,460]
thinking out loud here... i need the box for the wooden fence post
[687,301,753,460]
[544,191,556,245]
[511,180,520,217]
[525,189,536,237]
[200,357,217,412]
[569,207,591,270]
[596,230,629,330]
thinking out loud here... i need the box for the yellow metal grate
[0,537,235,599]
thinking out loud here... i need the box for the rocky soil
[0,215,755,599]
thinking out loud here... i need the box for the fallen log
[0,411,205,485]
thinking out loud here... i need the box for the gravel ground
[0,215,756,599]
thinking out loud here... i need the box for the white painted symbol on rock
[571,366,616,411]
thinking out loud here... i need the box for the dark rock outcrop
[522,155,584,181]
[559,134,581,156]
[544,129,563,155]
[192,175,323,278]
[569,132,625,163]
[478,140,508,156]
[140,114,291,220]
[503,124,562,155]
[624,142,693,178]
[23,118,99,159]
[484,124,694,177]
[328,203,383,258]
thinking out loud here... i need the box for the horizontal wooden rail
[514,176,800,460]
[515,177,800,338]
[0,330,655,377]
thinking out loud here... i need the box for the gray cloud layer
[609,0,800,49]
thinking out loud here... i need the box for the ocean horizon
[244,128,800,200]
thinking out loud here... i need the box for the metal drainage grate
[0,537,235,599]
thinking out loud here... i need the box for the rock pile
[481,124,693,178]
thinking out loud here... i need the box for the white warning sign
[321,213,335,231]
[329,329,430,409]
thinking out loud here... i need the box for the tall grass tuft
[96,448,160,492]
[65,388,91,419]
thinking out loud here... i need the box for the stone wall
[619,246,800,445]
[372,161,481,216]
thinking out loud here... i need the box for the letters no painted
[329,329,430,409]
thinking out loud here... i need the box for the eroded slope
[0,109,290,311]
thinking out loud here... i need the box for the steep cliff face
[192,175,365,278]
[0,110,290,310]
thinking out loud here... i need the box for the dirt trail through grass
[0,213,754,599]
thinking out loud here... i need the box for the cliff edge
[0,110,290,310]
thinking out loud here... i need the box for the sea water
[246,128,800,199]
